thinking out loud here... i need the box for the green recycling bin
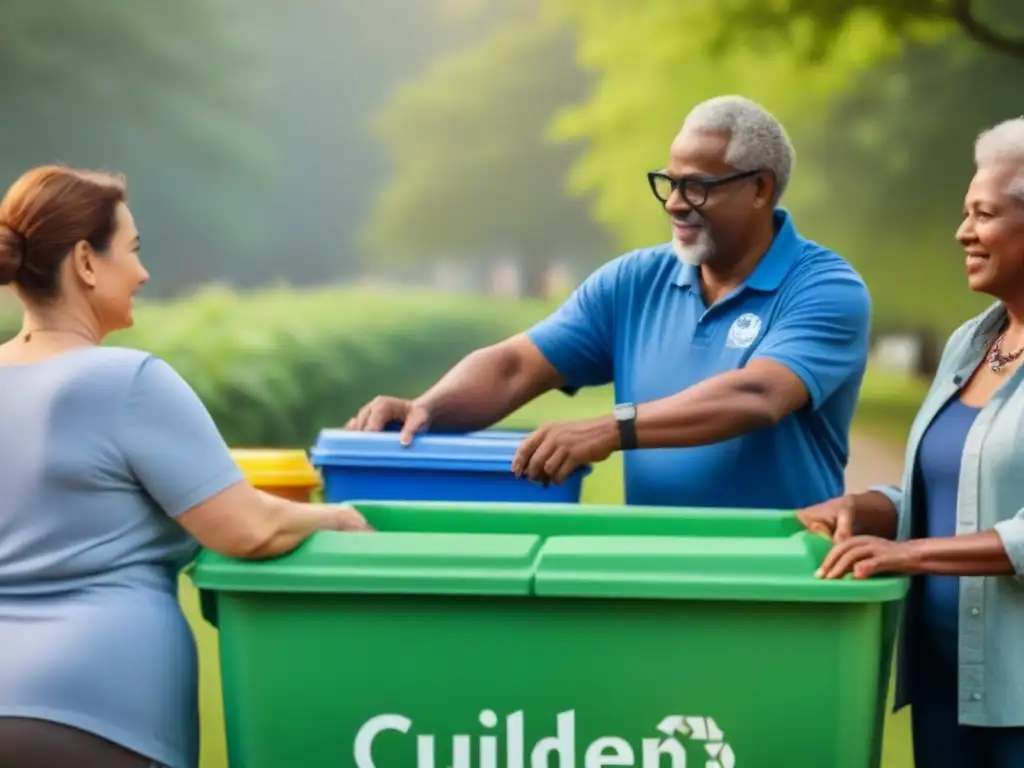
[189,502,908,768]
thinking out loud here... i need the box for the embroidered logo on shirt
[726,313,762,349]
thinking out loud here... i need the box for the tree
[0,0,275,295]
[549,0,1024,335]
[361,9,611,296]
[777,9,1024,332]
[689,0,1024,329]
[704,0,1024,60]
[248,0,453,288]
[548,0,900,249]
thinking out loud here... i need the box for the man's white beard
[672,227,715,266]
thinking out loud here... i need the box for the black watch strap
[613,403,638,450]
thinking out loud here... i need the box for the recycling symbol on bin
[656,715,735,768]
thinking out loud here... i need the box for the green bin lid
[190,531,541,596]
[533,532,908,604]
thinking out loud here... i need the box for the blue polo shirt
[525,209,871,510]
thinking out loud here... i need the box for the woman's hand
[816,535,915,579]
[330,505,375,532]
[797,495,857,543]
[797,489,900,543]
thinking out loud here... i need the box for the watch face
[614,403,636,420]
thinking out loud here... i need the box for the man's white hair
[974,117,1024,201]
[680,95,795,204]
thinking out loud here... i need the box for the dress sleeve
[117,356,245,517]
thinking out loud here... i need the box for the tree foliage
[361,4,611,291]
[705,0,1024,60]
[697,0,1024,327]
[0,0,274,295]
[108,287,547,447]
[550,0,901,248]
[552,0,1024,333]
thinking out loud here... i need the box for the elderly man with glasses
[347,95,872,511]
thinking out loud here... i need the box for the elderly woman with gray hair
[798,116,1024,768]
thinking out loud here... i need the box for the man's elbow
[734,362,811,427]
[766,389,806,425]
[744,395,785,430]
[499,335,565,400]
[738,381,807,428]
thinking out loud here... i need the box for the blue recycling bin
[310,428,592,504]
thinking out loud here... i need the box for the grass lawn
[180,372,924,768]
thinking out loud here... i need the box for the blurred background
[2,1,1023,766]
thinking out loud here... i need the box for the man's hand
[796,495,858,543]
[512,415,620,485]
[345,396,432,446]
[816,535,916,580]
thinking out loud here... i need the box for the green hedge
[1,286,928,448]
[115,286,558,447]
[2,286,553,447]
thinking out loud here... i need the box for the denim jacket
[873,301,1024,726]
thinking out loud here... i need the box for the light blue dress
[0,347,245,768]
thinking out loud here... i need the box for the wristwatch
[612,402,638,450]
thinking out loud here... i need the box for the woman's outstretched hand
[330,505,375,532]
[796,495,857,543]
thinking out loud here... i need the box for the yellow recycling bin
[230,448,322,502]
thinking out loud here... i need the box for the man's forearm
[634,368,790,449]
[415,343,557,431]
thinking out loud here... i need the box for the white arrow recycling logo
[656,715,735,768]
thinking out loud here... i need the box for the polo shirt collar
[673,208,800,293]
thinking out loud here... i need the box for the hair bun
[0,224,25,286]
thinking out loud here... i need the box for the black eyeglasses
[647,169,762,208]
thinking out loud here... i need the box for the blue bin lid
[310,428,592,475]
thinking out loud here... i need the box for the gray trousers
[0,717,163,768]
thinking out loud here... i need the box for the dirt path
[845,431,905,492]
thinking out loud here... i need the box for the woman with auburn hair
[798,117,1024,768]
[0,165,372,768]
